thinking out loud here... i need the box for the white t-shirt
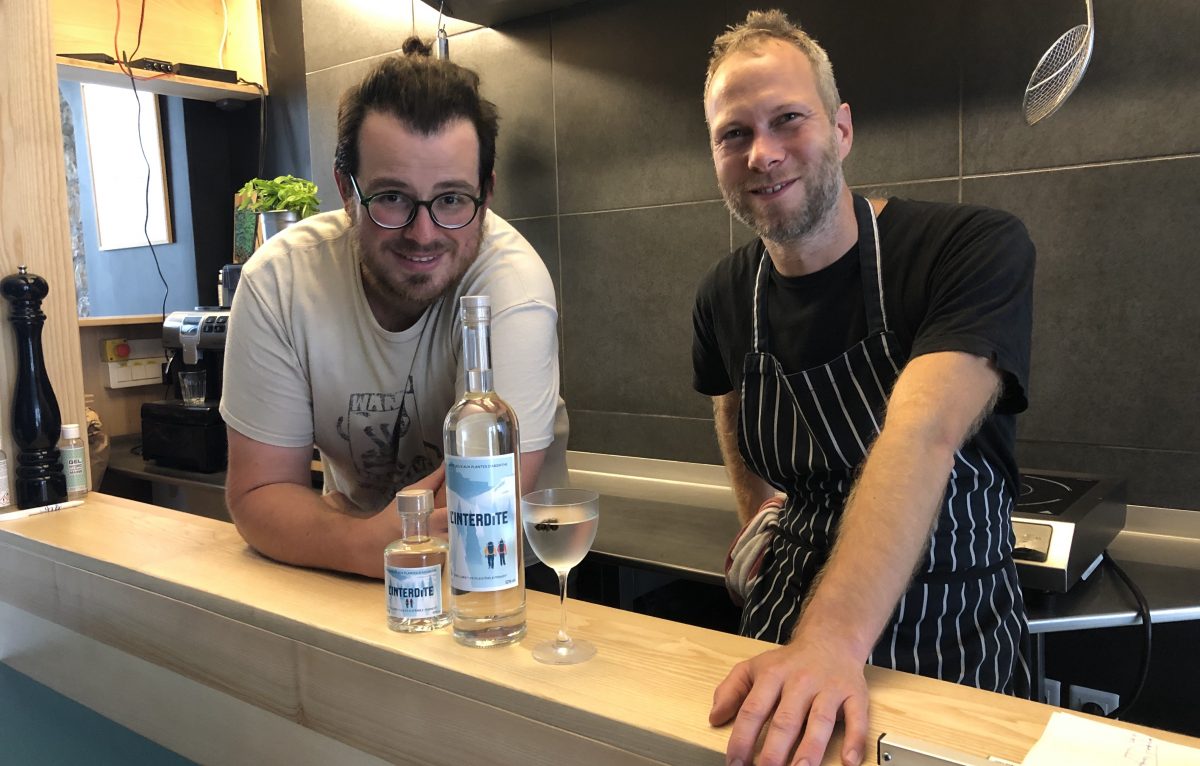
[220,209,568,514]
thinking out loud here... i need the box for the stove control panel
[1012,469,1126,593]
[1012,520,1052,563]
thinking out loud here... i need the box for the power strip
[57,52,118,65]
[127,57,174,73]
[172,62,238,84]
[105,359,164,389]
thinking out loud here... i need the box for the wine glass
[521,488,600,665]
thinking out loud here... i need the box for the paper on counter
[1022,711,1200,765]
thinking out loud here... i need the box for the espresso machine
[140,309,230,472]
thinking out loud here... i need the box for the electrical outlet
[1068,684,1119,716]
[1042,677,1062,707]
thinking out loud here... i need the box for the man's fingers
[839,692,869,766]
[790,691,843,766]
[429,506,449,535]
[757,682,816,766]
[709,660,754,725]
[408,464,446,492]
[725,672,787,765]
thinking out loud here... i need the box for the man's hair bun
[401,36,433,57]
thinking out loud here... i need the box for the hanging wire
[111,0,170,322]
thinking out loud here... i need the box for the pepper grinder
[1,265,67,508]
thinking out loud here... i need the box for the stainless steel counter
[107,437,1200,634]
[590,493,1200,635]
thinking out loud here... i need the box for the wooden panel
[50,0,266,85]
[298,645,667,765]
[78,313,164,327]
[0,0,87,465]
[56,60,265,102]
[6,548,301,719]
[0,537,667,764]
[2,496,1199,765]
[223,0,267,89]
[0,602,389,766]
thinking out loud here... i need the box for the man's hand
[710,634,868,766]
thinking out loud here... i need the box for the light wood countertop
[1,493,1197,764]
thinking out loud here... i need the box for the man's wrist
[791,595,878,663]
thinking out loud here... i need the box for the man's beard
[721,136,843,245]
[358,220,485,309]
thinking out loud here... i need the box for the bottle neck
[462,317,494,394]
[399,510,431,541]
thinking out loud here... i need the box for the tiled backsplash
[285,0,1200,510]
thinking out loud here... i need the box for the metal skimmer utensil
[1022,0,1095,125]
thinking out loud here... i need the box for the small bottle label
[446,453,519,593]
[385,564,443,619]
[0,456,10,507]
[62,446,87,493]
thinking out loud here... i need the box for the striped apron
[737,195,1030,696]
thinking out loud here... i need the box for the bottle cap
[61,423,81,439]
[460,294,491,323]
[395,488,433,515]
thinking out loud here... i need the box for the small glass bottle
[384,488,450,632]
[59,423,88,501]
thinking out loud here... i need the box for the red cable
[112,0,167,82]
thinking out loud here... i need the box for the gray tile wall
[290,0,1200,511]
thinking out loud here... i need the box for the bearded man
[692,10,1036,766]
[221,42,567,579]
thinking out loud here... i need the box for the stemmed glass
[521,488,600,665]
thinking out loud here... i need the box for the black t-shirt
[692,197,1035,489]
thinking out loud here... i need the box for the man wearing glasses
[220,42,567,579]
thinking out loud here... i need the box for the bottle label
[446,453,519,592]
[0,457,9,507]
[62,446,87,492]
[385,564,443,619]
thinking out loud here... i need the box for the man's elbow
[224,477,283,547]
[224,484,258,541]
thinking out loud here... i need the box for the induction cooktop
[1012,469,1127,593]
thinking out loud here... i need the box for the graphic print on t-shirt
[336,375,442,509]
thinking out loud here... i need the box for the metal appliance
[1012,469,1126,592]
[140,309,230,473]
[217,263,242,308]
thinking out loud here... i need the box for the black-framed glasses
[349,174,483,230]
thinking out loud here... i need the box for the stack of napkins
[1022,711,1200,765]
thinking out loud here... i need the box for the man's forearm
[228,483,393,578]
[713,392,776,524]
[792,352,1002,659]
[793,426,951,658]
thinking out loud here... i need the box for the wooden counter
[1,494,1197,765]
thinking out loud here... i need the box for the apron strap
[853,194,890,336]
[751,244,771,353]
[752,196,888,355]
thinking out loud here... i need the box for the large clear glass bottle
[443,295,526,647]
[384,488,450,632]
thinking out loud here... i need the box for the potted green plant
[233,175,321,262]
